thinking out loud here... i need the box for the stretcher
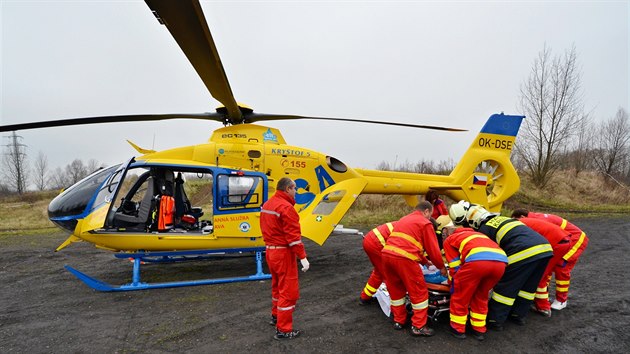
[374,276,451,322]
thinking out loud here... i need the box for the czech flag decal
[473,175,488,186]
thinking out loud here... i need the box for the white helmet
[466,205,496,229]
[457,200,472,211]
[449,204,468,225]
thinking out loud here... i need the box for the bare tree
[569,114,596,176]
[86,158,104,174]
[593,107,630,179]
[0,183,10,196]
[49,166,70,190]
[33,150,49,191]
[2,132,29,194]
[516,44,585,187]
[376,161,393,171]
[65,159,88,185]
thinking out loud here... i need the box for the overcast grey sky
[1,0,628,173]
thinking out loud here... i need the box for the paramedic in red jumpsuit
[360,221,398,304]
[381,201,446,337]
[260,177,309,340]
[425,189,448,219]
[512,209,589,311]
[443,226,507,340]
[517,217,572,316]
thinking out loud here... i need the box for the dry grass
[498,170,629,217]
[344,170,630,225]
[0,190,59,236]
[341,194,411,226]
[1,170,628,235]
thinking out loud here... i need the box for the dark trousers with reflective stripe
[488,256,551,324]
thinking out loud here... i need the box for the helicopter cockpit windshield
[48,164,121,233]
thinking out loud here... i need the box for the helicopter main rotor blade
[0,113,226,132]
[242,114,467,132]
[0,111,466,132]
[145,0,242,124]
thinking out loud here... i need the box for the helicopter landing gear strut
[64,247,271,292]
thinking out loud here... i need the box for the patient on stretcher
[374,264,451,319]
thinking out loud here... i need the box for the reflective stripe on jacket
[382,210,444,269]
[443,227,507,273]
[370,222,397,247]
[478,216,552,265]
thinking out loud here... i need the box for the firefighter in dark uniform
[450,204,553,331]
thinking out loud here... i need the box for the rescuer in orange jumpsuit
[442,226,507,341]
[360,221,398,305]
[260,177,310,340]
[512,209,589,311]
[425,189,448,220]
[381,201,447,337]
[516,217,572,317]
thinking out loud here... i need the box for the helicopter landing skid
[64,247,271,292]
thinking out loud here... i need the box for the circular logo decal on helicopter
[218,148,225,155]
[239,222,251,232]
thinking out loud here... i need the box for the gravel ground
[1,217,628,353]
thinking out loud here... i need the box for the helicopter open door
[299,178,368,245]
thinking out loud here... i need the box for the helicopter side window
[312,190,347,215]
[216,174,263,211]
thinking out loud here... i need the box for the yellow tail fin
[447,113,525,211]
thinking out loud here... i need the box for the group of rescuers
[259,178,588,341]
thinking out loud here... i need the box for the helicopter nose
[49,218,78,234]
[48,191,84,233]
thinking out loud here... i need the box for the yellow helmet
[435,215,453,231]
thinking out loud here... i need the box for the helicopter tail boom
[354,113,524,211]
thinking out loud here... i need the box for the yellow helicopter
[0,0,524,291]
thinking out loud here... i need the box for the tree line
[2,45,629,196]
[0,135,104,196]
[515,44,630,188]
[374,45,630,190]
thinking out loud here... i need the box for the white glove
[300,258,310,272]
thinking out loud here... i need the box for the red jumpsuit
[260,190,307,333]
[526,212,589,303]
[431,198,448,219]
[381,210,445,329]
[518,218,572,311]
[360,222,397,302]
[443,228,507,334]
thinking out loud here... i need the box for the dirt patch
[1,217,628,353]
